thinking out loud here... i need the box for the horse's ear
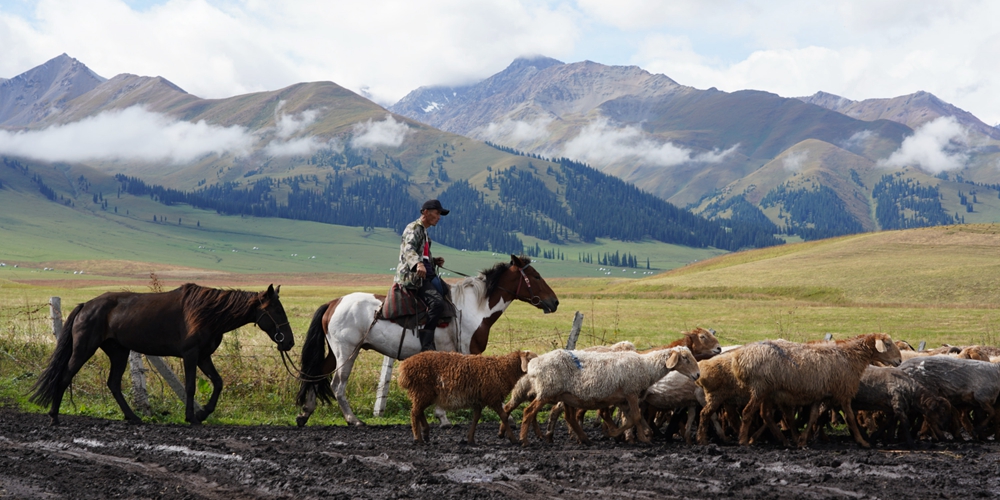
[510,254,524,269]
[275,284,281,296]
[266,284,276,297]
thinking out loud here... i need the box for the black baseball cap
[421,199,449,215]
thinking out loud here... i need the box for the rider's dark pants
[418,278,446,330]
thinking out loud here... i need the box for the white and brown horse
[296,254,558,426]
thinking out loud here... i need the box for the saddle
[377,283,455,330]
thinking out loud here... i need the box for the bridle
[497,265,545,308]
[255,301,290,345]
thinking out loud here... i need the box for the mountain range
[2,54,999,257]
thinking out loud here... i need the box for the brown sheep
[959,345,1000,361]
[731,333,901,448]
[640,327,722,360]
[696,348,750,445]
[397,350,536,444]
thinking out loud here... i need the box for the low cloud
[782,150,809,171]
[878,116,969,173]
[560,118,735,167]
[350,115,410,149]
[0,104,346,163]
[842,130,874,150]
[473,117,554,146]
[0,106,254,163]
[274,101,320,139]
[264,102,339,156]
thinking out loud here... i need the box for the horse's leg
[182,352,201,425]
[434,406,452,427]
[195,356,224,422]
[49,337,103,426]
[100,342,142,423]
[331,351,363,426]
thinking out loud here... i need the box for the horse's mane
[180,283,258,332]
[455,256,533,303]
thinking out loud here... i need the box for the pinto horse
[30,283,294,425]
[296,255,558,427]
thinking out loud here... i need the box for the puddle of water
[72,438,105,448]
[152,444,243,461]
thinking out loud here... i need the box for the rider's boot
[418,329,436,352]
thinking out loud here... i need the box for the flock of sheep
[395,328,1000,448]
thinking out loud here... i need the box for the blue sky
[1,0,999,125]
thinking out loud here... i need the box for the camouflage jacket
[395,218,432,288]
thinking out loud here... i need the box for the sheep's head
[959,346,989,361]
[895,340,914,352]
[519,350,538,372]
[687,327,722,360]
[666,347,700,381]
[870,333,902,367]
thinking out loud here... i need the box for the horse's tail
[29,302,84,408]
[297,301,336,406]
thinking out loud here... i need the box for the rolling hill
[615,223,1000,308]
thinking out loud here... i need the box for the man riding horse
[396,199,450,351]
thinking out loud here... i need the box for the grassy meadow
[2,224,999,427]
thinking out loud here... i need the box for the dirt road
[1,407,996,499]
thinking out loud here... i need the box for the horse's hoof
[296,415,310,428]
[195,410,209,422]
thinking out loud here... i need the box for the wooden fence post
[128,352,153,416]
[565,311,584,349]
[146,355,202,413]
[48,297,62,336]
[373,356,395,417]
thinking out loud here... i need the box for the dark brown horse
[30,283,294,425]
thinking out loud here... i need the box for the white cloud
[878,116,969,173]
[350,115,410,149]
[472,117,554,146]
[0,0,581,106]
[0,106,252,163]
[274,101,320,139]
[264,136,341,157]
[560,118,734,168]
[842,130,873,150]
[1,0,999,125]
[782,150,808,171]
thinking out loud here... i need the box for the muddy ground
[2,407,999,500]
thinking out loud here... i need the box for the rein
[438,265,472,277]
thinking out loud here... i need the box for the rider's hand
[416,262,426,278]
[434,257,444,266]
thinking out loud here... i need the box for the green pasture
[0,185,722,279]
[2,224,999,427]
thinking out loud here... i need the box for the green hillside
[0,172,725,279]
[617,224,1000,307]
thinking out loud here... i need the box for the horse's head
[504,254,559,313]
[256,284,295,351]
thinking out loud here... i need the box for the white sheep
[516,346,700,446]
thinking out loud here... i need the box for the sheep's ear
[666,351,680,369]
[520,351,531,372]
[875,339,887,353]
